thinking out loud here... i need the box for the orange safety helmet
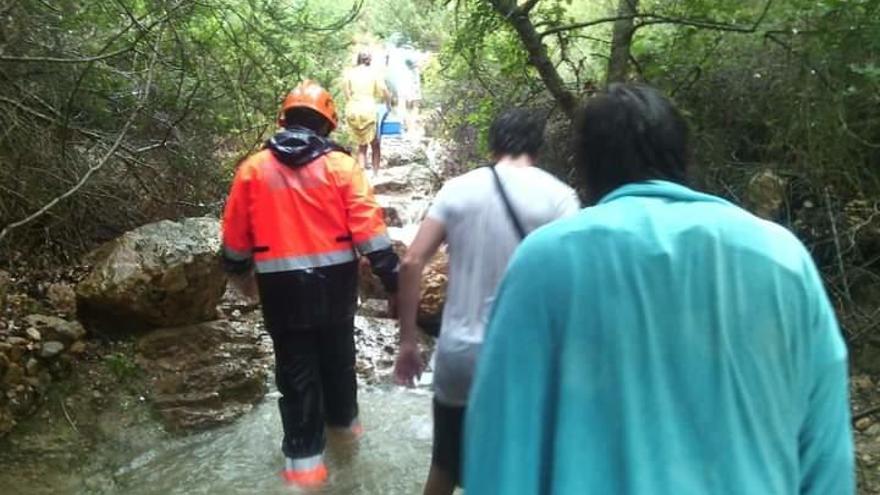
[278,80,338,131]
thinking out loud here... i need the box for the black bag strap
[489,165,527,240]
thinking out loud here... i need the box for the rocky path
[0,135,446,494]
[0,134,445,438]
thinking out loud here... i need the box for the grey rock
[136,319,270,431]
[24,315,85,344]
[46,283,77,315]
[24,357,39,376]
[39,341,65,359]
[25,327,41,342]
[383,206,403,228]
[358,299,391,318]
[76,217,227,333]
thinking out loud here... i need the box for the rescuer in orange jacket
[221,80,399,488]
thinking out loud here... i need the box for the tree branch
[0,0,189,64]
[0,46,136,64]
[519,0,541,14]
[0,38,162,244]
[488,0,579,117]
[637,0,774,33]
[540,0,774,38]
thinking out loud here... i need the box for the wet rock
[406,165,441,196]
[77,217,227,333]
[858,417,876,432]
[24,315,85,345]
[25,327,41,342]
[136,319,270,431]
[24,358,39,377]
[46,283,77,315]
[6,341,25,362]
[354,316,400,384]
[853,375,875,392]
[69,341,87,355]
[384,206,403,228]
[416,251,448,335]
[383,140,428,169]
[220,284,260,314]
[39,341,65,359]
[358,299,391,318]
[3,363,24,387]
[373,176,410,195]
[359,243,447,335]
[745,170,786,220]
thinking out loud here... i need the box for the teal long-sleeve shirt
[464,181,853,495]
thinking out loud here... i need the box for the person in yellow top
[344,52,391,174]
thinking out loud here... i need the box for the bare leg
[356,145,368,169]
[424,464,456,495]
[371,138,381,176]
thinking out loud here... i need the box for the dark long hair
[574,83,691,204]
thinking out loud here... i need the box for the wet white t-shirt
[427,164,580,406]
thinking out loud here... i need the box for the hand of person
[393,341,423,388]
[387,293,399,319]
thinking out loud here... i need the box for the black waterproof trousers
[258,262,360,460]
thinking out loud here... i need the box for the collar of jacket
[598,180,735,208]
[266,126,349,168]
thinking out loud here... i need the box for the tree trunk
[487,0,579,118]
[606,0,640,84]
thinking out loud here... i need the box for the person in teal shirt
[464,84,854,494]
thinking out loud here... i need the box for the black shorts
[432,399,466,487]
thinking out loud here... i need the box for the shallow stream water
[113,385,435,494]
[2,143,444,494]
[1,382,438,494]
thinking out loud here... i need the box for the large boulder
[76,217,227,333]
[416,251,448,335]
[372,167,411,195]
[136,319,270,431]
[382,138,429,169]
[358,243,448,335]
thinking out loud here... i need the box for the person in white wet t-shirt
[393,109,580,495]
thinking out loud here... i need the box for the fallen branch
[824,187,853,305]
[60,398,81,435]
[0,45,135,64]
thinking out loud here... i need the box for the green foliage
[103,352,140,381]
[0,0,365,263]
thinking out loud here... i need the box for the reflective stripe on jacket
[221,148,391,274]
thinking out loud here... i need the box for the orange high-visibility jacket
[221,148,391,274]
